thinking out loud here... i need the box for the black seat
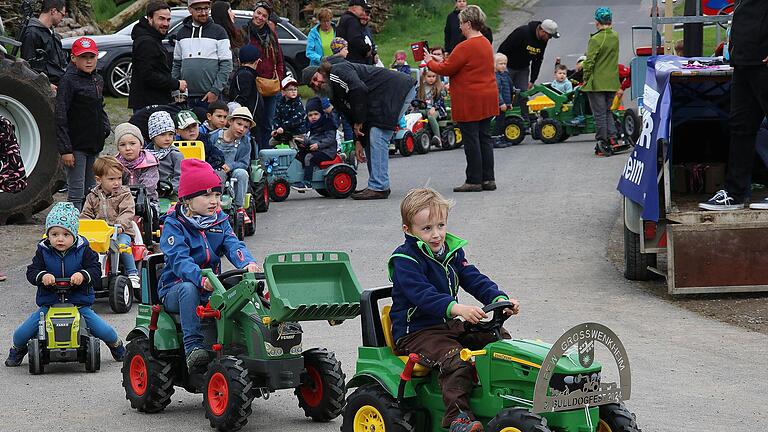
[142,253,165,305]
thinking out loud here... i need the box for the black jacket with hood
[55,63,110,155]
[497,21,548,83]
[19,18,67,85]
[128,17,180,109]
[325,56,415,131]
[444,9,493,53]
[729,0,768,66]
[335,11,371,64]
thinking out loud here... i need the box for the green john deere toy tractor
[122,251,362,431]
[342,286,641,432]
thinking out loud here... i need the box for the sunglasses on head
[254,1,271,11]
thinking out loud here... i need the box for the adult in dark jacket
[497,19,559,118]
[129,1,186,112]
[700,0,768,211]
[335,0,372,65]
[305,56,416,199]
[443,0,493,53]
[19,0,68,92]
[242,1,285,149]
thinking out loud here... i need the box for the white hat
[541,19,560,38]
[281,76,299,89]
[228,106,254,126]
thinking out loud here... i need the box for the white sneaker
[749,198,768,210]
[128,275,140,290]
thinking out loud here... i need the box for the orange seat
[381,305,431,376]
[319,154,343,169]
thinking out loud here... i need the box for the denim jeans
[117,233,138,276]
[586,91,617,142]
[363,86,417,191]
[162,282,206,354]
[66,150,97,211]
[217,168,250,208]
[13,306,118,348]
[258,95,279,150]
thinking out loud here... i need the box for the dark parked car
[62,8,308,97]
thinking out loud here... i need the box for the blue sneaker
[449,411,483,432]
[698,190,744,211]
[109,339,126,361]
[5,345,28,367]
[290,182,310,192]
[569,115,586,126]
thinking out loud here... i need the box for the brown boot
[351,188,390,200]
[482,181,496,191]
[453,183,483,192]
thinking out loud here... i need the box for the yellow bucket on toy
[78,219,113,253]
[527,95,555,112]
[174,140,206,161]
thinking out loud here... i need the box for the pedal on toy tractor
[122,251,363,431]
[27,278,101,375]
[341,286,641,432]
[259,140,357,201]
[79,219,146,313]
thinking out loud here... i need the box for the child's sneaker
[186,347,209,370]
[5,345,28,367]
[569,115,586,126]
[128,275,140,291]
[109,339,126,361]
[431,135,442,148]
[449,411,483,432]
[291,182,310,193]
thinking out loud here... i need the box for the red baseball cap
[71,37,98,57]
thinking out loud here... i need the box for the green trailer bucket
[264,251,363,323]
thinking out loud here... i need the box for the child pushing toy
[5,202,126,367]
[80,155,140,291]
[158,158,260,369]
[389,188,520,432]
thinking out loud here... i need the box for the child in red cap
[55,36,111,210]
[158,159,261,369]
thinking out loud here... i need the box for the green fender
[130,305,181,351]
[250,161,265,182]
[348,346,419,399]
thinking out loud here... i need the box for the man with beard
[336,0,371,65]
[19,0,68,93]
[303,57,416,200]
[129,0,187,112]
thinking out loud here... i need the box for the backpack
[0,115,28,193]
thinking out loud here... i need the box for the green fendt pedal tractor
[27,278,101,374]
[342,286,641,432]
[121,251,362,431]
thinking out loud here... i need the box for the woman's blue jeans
[12,306,118,348]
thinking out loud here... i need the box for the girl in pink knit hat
[157,158,261,369]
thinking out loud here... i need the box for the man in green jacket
[582,7,619,155]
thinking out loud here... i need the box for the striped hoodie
[171,16,233,98]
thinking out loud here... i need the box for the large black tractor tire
[487,408,552,432]
[341,383,417,432]
[0,58,62,224]
[252,176,270,213]
[295,348,346,422]
[599,403,642,432]
[623,224,657,281]
[27,339,44,375]
[122,337,175,413]
[109,275,133,314]
[204,356,255,432]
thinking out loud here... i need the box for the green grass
[673,25,726,55]
[91,0,132,25]
[374,0,504,67]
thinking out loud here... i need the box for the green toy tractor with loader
[342,286,641,432]
[121,251,362,431]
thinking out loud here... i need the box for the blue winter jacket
[207,129,252,172]
[388,233,508,343]
[26,237,100,307]
[158,208,256,300]
[306,23,336,66]
[496,71,514,106]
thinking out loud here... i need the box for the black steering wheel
[216,268,249,289]
[468,301,514,340]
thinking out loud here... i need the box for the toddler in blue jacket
[5,202,125,367]
[388,188,520,432]
[159,158,260,369]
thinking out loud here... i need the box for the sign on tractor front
[532,322,632,413]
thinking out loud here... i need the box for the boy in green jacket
[582,7,620,156]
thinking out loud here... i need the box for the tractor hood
[493,339,602,374]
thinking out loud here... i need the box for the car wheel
[284,61,298,81]
[107,57,132,98]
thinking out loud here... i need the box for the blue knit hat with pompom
[46,202,80,237]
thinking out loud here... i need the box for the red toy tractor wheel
[398,132,415,157]
[204,356,255,431]
[296,348,346,422]
[121,337,175,413]
[269,179,291,202]
[324,165,357,199]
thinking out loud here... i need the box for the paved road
[0,2,765,431]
